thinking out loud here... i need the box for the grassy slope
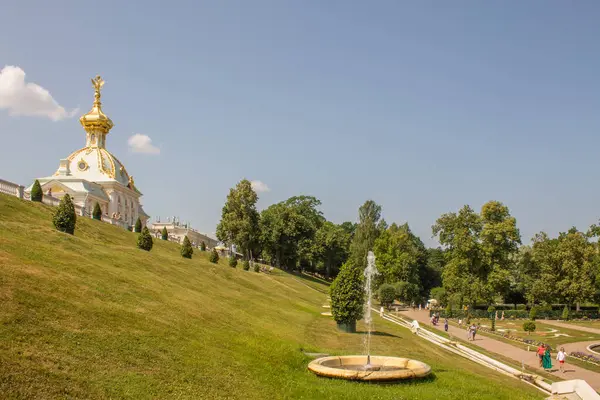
[0,194,542,399]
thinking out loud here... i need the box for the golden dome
[79,75,114,134]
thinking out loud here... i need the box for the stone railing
[1,177,129,230]
[0,179,24,199]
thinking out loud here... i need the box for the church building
[26,76,149,228]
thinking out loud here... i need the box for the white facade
[26,76,149,228]
[150,220,218,248]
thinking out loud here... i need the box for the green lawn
[568,320,600,329]
[0,194,543,399]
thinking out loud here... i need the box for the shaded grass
[0,194,543,399]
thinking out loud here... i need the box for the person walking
[444,318,449,332]
[556,347,566,373]
[471,324,477,341]
[542,346,553,371]
[537,344,545,367]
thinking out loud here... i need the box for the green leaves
[531,228,597,307]
[31,180,43,202]
[161,227,168,240]
[137,227,153,251]
[349,200,383,269]
[181,235,193,259]
[330,262,364,324]
[216,179,260,257]
[53,194,76,235]
[92,202,102,220]
[259,196,323,269]
[134,217,142,233]
[378,284,396,308]
[432,201,520,305]
[209,249,219,264]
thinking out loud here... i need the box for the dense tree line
[216,180,600,312]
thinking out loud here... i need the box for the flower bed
[569,351,600,367]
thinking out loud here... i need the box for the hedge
[432,309,599,320]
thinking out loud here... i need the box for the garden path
[399,309,600,391]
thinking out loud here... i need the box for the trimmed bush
[378,284,396,309]
[242,260,250,271]
[228,256,238,268]
[529,306,538,321]
[523,321,536,334]
[517,304,527,310]
[31,180,43,202]
[134,217,142,233]
[488,306,496,331]
[253,263,260,272]
[209,249,219,264]
[161,227,168,240]
[137,227,153,251]
[562,305,570,320]
[330,263,364,331]
[53,194,76,235]
[92,202,102,220]
[200,241,206,251]
[181,235,193,259]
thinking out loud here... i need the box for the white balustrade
[0,179,24,198]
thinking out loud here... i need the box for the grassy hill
[0,193,543,399]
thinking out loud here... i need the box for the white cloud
[251,180,270,193]
[0,65,77,121]
[128,134,161,154]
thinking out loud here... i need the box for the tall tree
[432,205,483,307]
[373,223,424,287]
[421,248,445,296]
[260,196,323,269]
[216,179,260,259]
[313,222,351,278]
[480,201,521,300]
[349,200,383,269]
[555,228,597,310]
[529,232,559,304]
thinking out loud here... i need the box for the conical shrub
[53,194,76,234]
[31,180,43,202]
[209,249,219,264]
[92,202,102,220]
[161,227,168,240]
[134,217,142,233]
[137,226,153,251]
[181,235,193,259]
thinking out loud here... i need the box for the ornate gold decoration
[79,75,114,139]
[91,75,104,106]
[77,158,88,171]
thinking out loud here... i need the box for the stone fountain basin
[308,355,431,381]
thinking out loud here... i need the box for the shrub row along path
[399,309,600,391]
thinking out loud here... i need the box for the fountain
[308,251,431,381]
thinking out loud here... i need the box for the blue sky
[1,1,600,246]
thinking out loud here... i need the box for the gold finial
[80,74,114,138]
[91,75,105,107]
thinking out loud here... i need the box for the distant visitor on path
[542,346,552,371]
[411,320,420,334]
[556,347,566,373]
[537,344,545,367]
[444,318,448,332]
